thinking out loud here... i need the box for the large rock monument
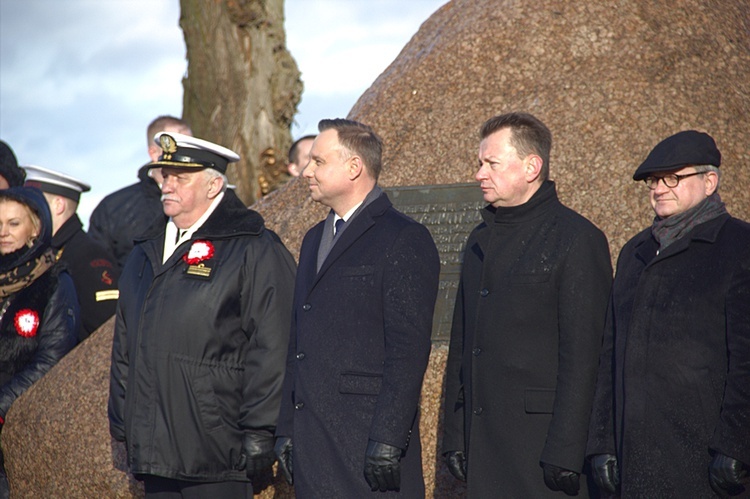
[4,0,749,497]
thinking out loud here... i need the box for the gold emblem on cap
[160,134,178,160]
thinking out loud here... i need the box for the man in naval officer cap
[586,130,750,497]
[108,132,296,498]
[24,165,119,341]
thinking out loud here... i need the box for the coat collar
[480,180,559,226]
[51,214,83,250]
[311,191,391,284]
[138,189,265,272]
[634,213,731,266]
[475,181,559,257]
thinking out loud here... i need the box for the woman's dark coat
[443,182,612,498]
[276,192,440,498]
[108,190,296,482]
[0,267,78,420]
[587,214,750,497]
[0,186,79,421]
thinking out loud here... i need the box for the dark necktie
[334,218,345,236]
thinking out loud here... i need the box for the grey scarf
[651,192,727,250]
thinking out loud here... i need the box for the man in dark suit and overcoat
[587,130,750,497]
[274,118,440,497]
[442,112,613,497]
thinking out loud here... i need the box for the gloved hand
[542,462,580,496]
[363,439,402,492]
[590,453,620,495]
[238,432,275,481]
[444,450,467,482]
[274,436,294,485]
[709,453,748,497]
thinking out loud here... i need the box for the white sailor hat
[150,132,240,174]
[23,164,91,203]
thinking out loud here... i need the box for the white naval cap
[150,132,240,174]
[23,164,91,203]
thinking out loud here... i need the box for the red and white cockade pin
[183,240,215,265]
[14,309,40,338]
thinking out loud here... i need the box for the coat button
[296,352,306,360]
[302,303,311,311]
[480,288,489,297]
[472,347,482,356]
[295,402,305,410]
[473,407,483,415]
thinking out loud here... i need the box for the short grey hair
[693,164,721,189]
[204,168,228,193]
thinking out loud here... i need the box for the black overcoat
[443,182,612,497]
[276,192,440,498]
[108,190,296,483]
[587,214,750,497]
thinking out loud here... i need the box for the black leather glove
[274,436,294,485]
[542,462,580,496]
[444,450,467,482]
[590,453,620,495]
[363,439,402,492]
[709,453,748,497]
[238,432,275,481]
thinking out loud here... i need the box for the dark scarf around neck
[651,192,727,250]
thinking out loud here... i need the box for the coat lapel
[311,193,390,288]
[647,214,729,267]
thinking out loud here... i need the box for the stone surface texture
[4,0,750,497]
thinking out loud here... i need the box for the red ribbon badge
[183,240,215,265]
[15,309,40,337]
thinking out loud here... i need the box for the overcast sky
[0,0,446,225]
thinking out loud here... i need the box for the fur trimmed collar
[138,189,266,243]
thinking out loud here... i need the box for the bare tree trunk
[180,0,301,205]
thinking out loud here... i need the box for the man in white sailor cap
[89,115,192,271]
[24,165,119,341]
[108,132,296,498]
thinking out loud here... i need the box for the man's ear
[704,170,719,196]
[348,156,364,180]
[525,154,543,183]
[148,144,162,162]
[52,195,67,216]
[207,175,224,199]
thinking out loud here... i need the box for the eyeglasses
[643,171,704,190]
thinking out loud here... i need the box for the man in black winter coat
[587,131,750,498]
[24,165,119,340]
[108,132,296,498]
[89,116,192,270]
[442,112,613,498]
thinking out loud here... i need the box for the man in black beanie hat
[587,130,750,497]
[0,141,26,189]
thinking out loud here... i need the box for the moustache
[161,195,179,203]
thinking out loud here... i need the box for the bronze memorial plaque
[385,183,484,341]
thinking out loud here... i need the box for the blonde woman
[0,187,79,498]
